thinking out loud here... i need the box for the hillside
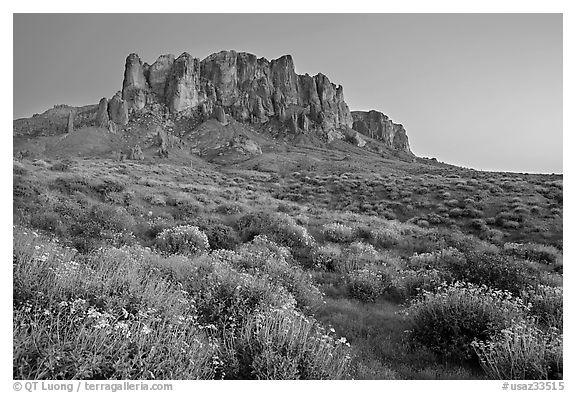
[12,49,563,381]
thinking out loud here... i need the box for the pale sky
[13,14,562,173]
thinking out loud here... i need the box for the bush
[222,308,352,379]
[503,243,561,265]
[336,241,379,272]
[321,223,354,243]
[173,199,203,219]
[177,256,293,333]
[445,251,539,296]
[69,203,136,252]
[389,268,451,302]
[347,266,391,302]
[472,322,562,380]
[311,244,342,271]
[367,226,401,249]
[230,236,322,310]
[405,282,529,361]
[236,212,315,249]
[155,225,210,256]
[198,222,240,250]
[215,203,245,215]
[523,285,563,330]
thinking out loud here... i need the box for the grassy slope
[12,114,563,379]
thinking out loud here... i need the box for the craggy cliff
[118,50,354,137]
[351,110,411,153]
[14,50,412,155]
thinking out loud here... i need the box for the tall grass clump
[155,225,210,256]
[404,282,529,361]
[221,308,352,379]
[472,321,562,380]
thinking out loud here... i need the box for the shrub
[472,322,562,380]
[523,285,563,330]
[30,211,65,233]
[389,268,451,302]
[215,203,244,215]
[184,254,295,331]
[503,243,561,265]
[405,282,529,361]
[368,226,401,249]
[469,218,488,230]
[236,212,315,249]
[312,244,343,271]
[321,223,354,243]
[448,208,463,218]
[144,194,166,206]
[173,199,203,219]
[334,241,379,272]
[69,203,135,252]
[222,308,352,379]
[49,160,73,172]
[445,251,539,296]
[230,236,322,310]
[155,225,210,256]
[199,223,240,250]
[347,266,391,302]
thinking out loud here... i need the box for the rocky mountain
[14,50,413,158]
[351,110,411,153]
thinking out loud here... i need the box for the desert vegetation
[13,154,562,379]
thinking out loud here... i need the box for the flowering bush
[155,225,210,256]
[523,285,563,329]
[336,241,379,272]
[321,223,354,243]
[311,243,343,271]
[222,308,352,379]
[472,322,562,380]
[231,236,322,310]
[347,267,391,302]
[404,282,529,361]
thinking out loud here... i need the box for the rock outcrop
[165,53,202,113]
[67,111,74,133]
[122,53,149,110]
[14,50,413,155]
[145,54,175,99]
[95,98,110,128]
[117,50,355,140]
[352,110,412,154]
[229,135,262,155]
[213,106,228,125]
[108,92,129,126]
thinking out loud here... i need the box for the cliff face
[351,110,412,154]
[119,50,354,137]
[14,50,413,156]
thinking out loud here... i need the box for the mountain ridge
[14,49,414,161]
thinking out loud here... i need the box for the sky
[13,13,562,173]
